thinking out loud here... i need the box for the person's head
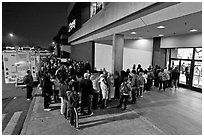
[139,72,143,76]
[124,76,128,82]
[27,70,31,75]
[132,70,136,74]
[84,73,90,79]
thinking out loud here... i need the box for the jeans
[26,85,33,99]
[131,88,137,103]
[159,81,167,91]
[139,86,144,97]
[80,94,92,114]
[118,95,129,109]
[44,93,50,109]
[92,92,99,109]
[69,107,79,128]
[172,79,178,88]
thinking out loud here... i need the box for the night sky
[2,2,73,48]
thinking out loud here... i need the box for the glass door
[170,59,179,69]
[179,60,191,85]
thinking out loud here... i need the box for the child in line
[66,80,80,128]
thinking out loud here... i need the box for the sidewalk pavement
[20,87,164,135]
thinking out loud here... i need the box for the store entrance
[170,59,192,87]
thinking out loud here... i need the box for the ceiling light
[131,32,137,35]
[157,26,165,29]
[158,34,164,37]
[190,29,198,32]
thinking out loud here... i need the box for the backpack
[120,82,130,95]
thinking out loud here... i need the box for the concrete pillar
[112,34,124,74]
[152,37,166,68]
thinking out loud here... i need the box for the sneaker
[88,112,93,116]
[44,108,51,111]
[27,99,31,100]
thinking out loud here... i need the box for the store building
[67,2,202,91]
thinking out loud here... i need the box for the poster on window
[16,52,31,83]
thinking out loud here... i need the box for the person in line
[136,64,143,75]
[68,87,80,128]
[130,70,139,104]
[52,76,60,103]
[171,67,180,89]
[108,73,115,101]
[99,74,109,108]
[158,68,168,91]
[42,71,53,111]
[185,66,190,86]
[117,77,131,110]
[79,73,94,116]
[59,78,69,114]
[114,71,120,100]
[143,70,148,93]
[23,70,34,100]
[90,72,100,110]
[138,72,145,97]
[164,67,170,88]
[147,67,154,91]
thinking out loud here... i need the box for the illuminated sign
[68,19,76,32]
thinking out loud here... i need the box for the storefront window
[194,48,202,60]
[179,60,191,85]
[177,48,193,59]
[193,61,202,88]
[170,48,178,58]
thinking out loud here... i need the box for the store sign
[68,19,76,32]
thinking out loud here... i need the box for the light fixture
[131,32,137,35]
[157,26,165,29]
[158,34,164,37]
[190,29,198,32]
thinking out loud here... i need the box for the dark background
[2,2,74,48]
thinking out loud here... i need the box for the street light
[9,33,14,46]
[9,33,14,37]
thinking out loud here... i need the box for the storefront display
[169,47,202,91]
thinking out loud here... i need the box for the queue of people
[37,55,180,128]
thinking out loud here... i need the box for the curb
[20,86,40,135]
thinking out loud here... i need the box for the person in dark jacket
[42,72,53,111]
[171,67,180,89]
[114,71,120,100]
[23,70,34,100]
[79,73,94,116]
